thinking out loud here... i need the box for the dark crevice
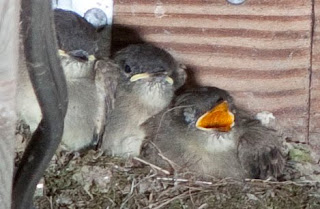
[307,0,316,144]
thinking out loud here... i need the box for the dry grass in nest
[23,149,320,209]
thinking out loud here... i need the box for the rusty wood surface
[310,0,320,149]
[112,0,313,143]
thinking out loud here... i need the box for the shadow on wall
[111,24,145,55]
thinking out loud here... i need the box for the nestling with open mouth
[141,87,285,180]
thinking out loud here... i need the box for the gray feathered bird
[141,87,285,179]
[16,9,117,151]
[101,44,186,157]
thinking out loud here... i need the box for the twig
[198,203,208,209]
[195,180,213,186]
[120,179,135,209]
[133,157,170,175]
[156,177,213,186]
[147,141,180,171]
[157,151,180,172]
[148,191,190,209]
[156,177,188,183]
[49,196,53,209]
[245,178,319,186]
[189,184,195,207]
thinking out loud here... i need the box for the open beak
[196,101,234,132]
[130,73,174,85]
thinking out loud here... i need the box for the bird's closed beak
[58,49,96,61]
[130,73,174,85]
[196,101,234,132]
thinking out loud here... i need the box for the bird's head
[174,87,235,132]
[114,44,186,109]
[114,44,186,91]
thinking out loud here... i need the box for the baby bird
[141,87,285,180]
[16,9,117,151]
[101,44,186,157]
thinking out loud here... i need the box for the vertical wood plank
[112,0,312,142]
[0,0,19,208]
[310,0,320,149]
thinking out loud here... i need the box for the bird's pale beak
[130,73,150,82]
[130,73,174,85]
[196,101,234,132]
[165,76,174,85]
[58,49,96,61]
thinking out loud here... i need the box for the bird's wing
[93,59,120,147]
[94,59,119,114]
[140,108,173,162]
[237,121,285,179]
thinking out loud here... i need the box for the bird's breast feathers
[137,82,173,111]
[203,132,237,153]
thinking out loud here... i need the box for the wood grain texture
[310,0,320,149]
[0,0,19,208]
[112,0,312,142]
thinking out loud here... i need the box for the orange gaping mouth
[196,101,235,132]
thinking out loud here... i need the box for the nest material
[14,129,320,209]
[21,148,319,209]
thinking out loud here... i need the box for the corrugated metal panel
[112,0,312,142]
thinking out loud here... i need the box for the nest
[14,130,320,209]
[15,146,317,209]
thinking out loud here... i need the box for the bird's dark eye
[124,65,131,73]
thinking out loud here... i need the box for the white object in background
[52,0,72,10]
[84,8,108,28]
[53,0,113,26]
[227,0,246,5]
[255,111,276,126]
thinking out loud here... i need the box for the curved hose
[12,0,68,208]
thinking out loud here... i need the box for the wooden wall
[311,0,320,150]
[112,0,316,145]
